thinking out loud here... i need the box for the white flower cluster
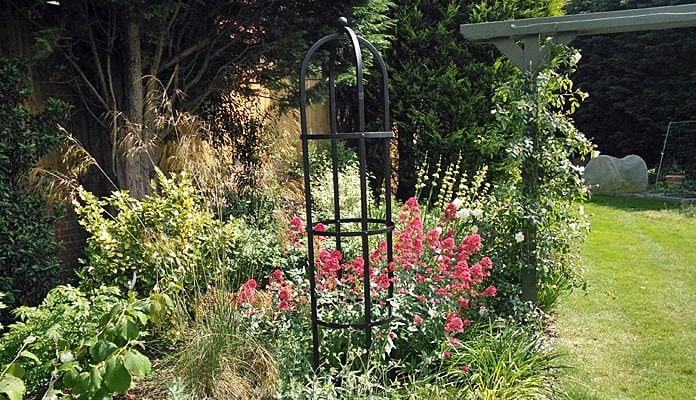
[451,198,483,221]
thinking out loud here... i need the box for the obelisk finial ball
[337,17,348,27]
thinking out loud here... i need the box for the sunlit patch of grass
[556,195,696,399]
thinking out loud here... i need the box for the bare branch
[82,4,110,104]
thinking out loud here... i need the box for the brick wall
[54,206,88,271]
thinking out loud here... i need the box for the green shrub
[387,0,566,199]
[76,170,264,297]
[0,285,159,398]
[74,169,295,342]
[483,47,591,310]
[0,58,72,323]
[417,161,588,318]
[412,47,591,315]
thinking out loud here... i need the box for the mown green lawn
[556,195,696,400]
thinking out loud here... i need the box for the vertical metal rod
[329,43,343,269]
[299,59,321,371]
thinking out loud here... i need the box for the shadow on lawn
[588,194,694,215]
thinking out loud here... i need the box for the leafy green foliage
[479,47,592,310]
[387,0,566,199]
[437,321,562,399]
[0,335,37,400]
[0,58,72,324]
[74,169,292,326]
[0,285,162,398]
[411,47,591,314]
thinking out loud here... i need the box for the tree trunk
[121,5,153,199]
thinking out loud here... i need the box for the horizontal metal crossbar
[301,131,392,140]
[317,316,392,330]
[310,218,396,237]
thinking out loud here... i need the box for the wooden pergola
[459,4,696,302]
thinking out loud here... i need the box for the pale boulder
[583,154,648,194]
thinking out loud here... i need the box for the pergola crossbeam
[460,4,696,72]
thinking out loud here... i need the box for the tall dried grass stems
[31,76,307,219]
[29,128,111,204]
[143,287,279,400]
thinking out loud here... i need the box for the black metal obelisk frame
[299,18,394,371]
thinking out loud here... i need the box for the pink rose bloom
[271,269,284,283]
[279,288,290,301]
[413,315,423,325]
[290,216,304,233]
[278,300,290,311]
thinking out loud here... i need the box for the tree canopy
[8,0,375,198]
[386,0,566,199]
[566,0,696,166]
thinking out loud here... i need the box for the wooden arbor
[460,4,696,302]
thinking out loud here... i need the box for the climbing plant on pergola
[460,4,696,302]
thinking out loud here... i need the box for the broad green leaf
[92,341,118,361]
[71,371,90,394]
[89,366,103,391]
[62,369,78,387]
[104,357,131,393]
[129,310,148,325]
[117,319,139,341]
[122,350,151,377]
[0,373,25,400]
[4,364,24,380]
[102,303,123,325]
[57,360,79,372]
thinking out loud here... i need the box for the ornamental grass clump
[153,286,279,400]
[437,321,563,400]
